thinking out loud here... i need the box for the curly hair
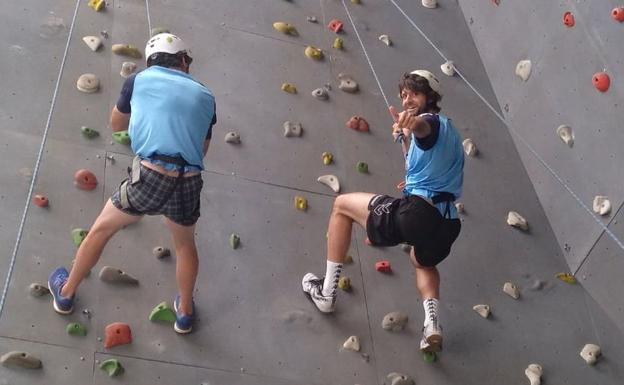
[146,51,191,69]
[398,72,442,113]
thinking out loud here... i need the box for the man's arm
[110,106,130,132]
[202,139,210,157]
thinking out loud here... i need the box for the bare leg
[327,193,376,263]
[410,249,440,299]
[165,219,198,315]
[62,199,142,297]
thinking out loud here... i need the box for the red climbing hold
[375,260,392,273]
[32,194,49,208]
[104,322,132,348]
[346,116,370,132]
[563,12,575,27]
[491,0,500,5]
[74,169,98,191]
[612,7,624,22]
[327,19,343,33]
[592,72,610,92]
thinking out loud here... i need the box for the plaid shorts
[111,164,203,226]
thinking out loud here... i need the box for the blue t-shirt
[116,66,216,172]
[403,113,464,218]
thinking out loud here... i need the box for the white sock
[322,261,343,297]
[423,298,439,326]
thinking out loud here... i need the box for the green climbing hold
[112,130,131,145]
[230,233,241,249]
[423,351,437,363]
[71,228,89,247]
[356,161,369,173]
[149,301,176,323]
[80,126,99,139]
[66,322,87,336]
[99,359,124,377]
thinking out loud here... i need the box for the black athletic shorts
[366,194,461,267]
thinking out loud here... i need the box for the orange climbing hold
[375,260,392,273]
[74,169,98,190]
[592,72,610,92]
[104,322,132,348]
[327,19,343,33]
[612,7,624,22]
[346,116,370,132]
[563,12,575,27]
[32,194,49,208]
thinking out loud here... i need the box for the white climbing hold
[441,60,455,76]
[120,62,137,78]
[378,34,392,46]
[82,36,102,51]
[515,60,532,82]
[387,372,415,385]
[507,211,529,231]
[455,202,465,214]
[580,344,601,365]
[311,87,328,100]
[307,16,318,23]
[556,125,574,147]
[283,121,303,137]
[0,351,42,369]
[503,281,520,299]
[462,138,478,156]
[76,74,100,93]
[473,304,490,318]
[421,0,437,9]
[342,336,360,352]
[317,175,340,193]
[99,266,139,284]
[525,364,543,385]
[29,283,50,297]
[382,311,408,332]
[225,132,241,144]
[592,196,611,216]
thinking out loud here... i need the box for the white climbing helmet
[410,69,443,96]
[145,33,190,61]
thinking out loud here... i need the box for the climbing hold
[592,72,610,92]
[441,60,455,76]
[100,30,109,39]
[82,36,102,51]
[99,266,139,285]
[306,16,318,23]
[338,276,351,291]
[29,283,50,297]
[229,233,241,249]
[317,175,340,193]
[225,132,241,144]
[563,12,575,27]
[342,335,360,351]
[32,194,49,208]
[112,44,142,58]
[0,351,42,369]
[311,88,329,100]
[346,116,370,132]
[344,255,354,264]
[71,228,89,247]
[104,322,132,348]
[387,372,415,385]
[149,302,176,322]
[556,272,577,284]
[375,260,392,273]
[76,73,99,93]
[321,152,333,165]
[592,196,611,216]
[378,34,392,46]
[556,125,574,147]
[81,126,100,138]
[455,202,465,214]
[283,121,303,137]
[304,46,323,60]
[612,7,624,22]
[112,130,131,145]
[153,246,171,259]
[294,195,308,211]
[525,364,543,385]
[87,0,106,11]
[421,0,437,9]
[507,211,529,231]
[423,351,437,363]
[338,73,359,93]
[515,60,532,82]
[503,281,520,299]
[382,311,408,331]
[356,161,369,174]
[333,37,343,50]
[120,61,137,78]
[327,19,343,33]
[580,344,601,365]
[462,138,478,156]
[281,82,297,94]
[352,0,361,3]
[272,22,298,36]
[66,322,87,336]
[150,27,170,37]
[99,359,124,377]
[472,304,490,318]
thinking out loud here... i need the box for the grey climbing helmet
[145,33,190,62]
[410,69,443,97]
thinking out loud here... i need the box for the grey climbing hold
[99,358,124,377]
[472,304,490,318]
[306,16,318,23]
[76,73,99,93]
[71,228,89,247]
[525,364,543,385]
[421,0,437,8]
[150,27,170,37]
[82,35,102,51]
[153,246,171,259]
[0,351,42,369]
[81,126,100,139]
[342,335,360,352]
[455,202,465,214]
[580,344,601,365]
[503,281,520,299]
[29,283,50,297]
[225,132,241,144]
[556,125,574,147]
[317,175,340,193]
[311,88,329,100]
[593,196,611,216]
[283,121,303,137]
[338,73,359,93]
[515,60,532,82]
[120,61,137,78]
[98,266,139,285]
[462,138,478,156]
[382,311,408,332]
[378,34,392,46]
[66,322,87,336]
[230,233,241,249]
[149,301,176,322]
[507,211,529,231]
[387,372,415,385]
[441,60,456,76]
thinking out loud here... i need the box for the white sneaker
[301,273,336,313]
[421,320,443,352]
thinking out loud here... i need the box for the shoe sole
[302,289,334,314]
[173,299,193,334]
[421,334,443,353]
[48,282,73,315]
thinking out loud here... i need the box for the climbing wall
[0,0,623,384]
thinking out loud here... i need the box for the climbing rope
[145,0,152,38]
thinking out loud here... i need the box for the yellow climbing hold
[111,44,142,59]
[281,83,297,94]
[333,37,343,50]
[304,46,324,60]
[294,196,308,211]
[88,0,106,11]
[322,152,333,165]
[556,272,577,284]
[351,0,361,3]
[273,22,298,36]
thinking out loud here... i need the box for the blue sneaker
[48,267,74,314]
[173,294,195,334]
